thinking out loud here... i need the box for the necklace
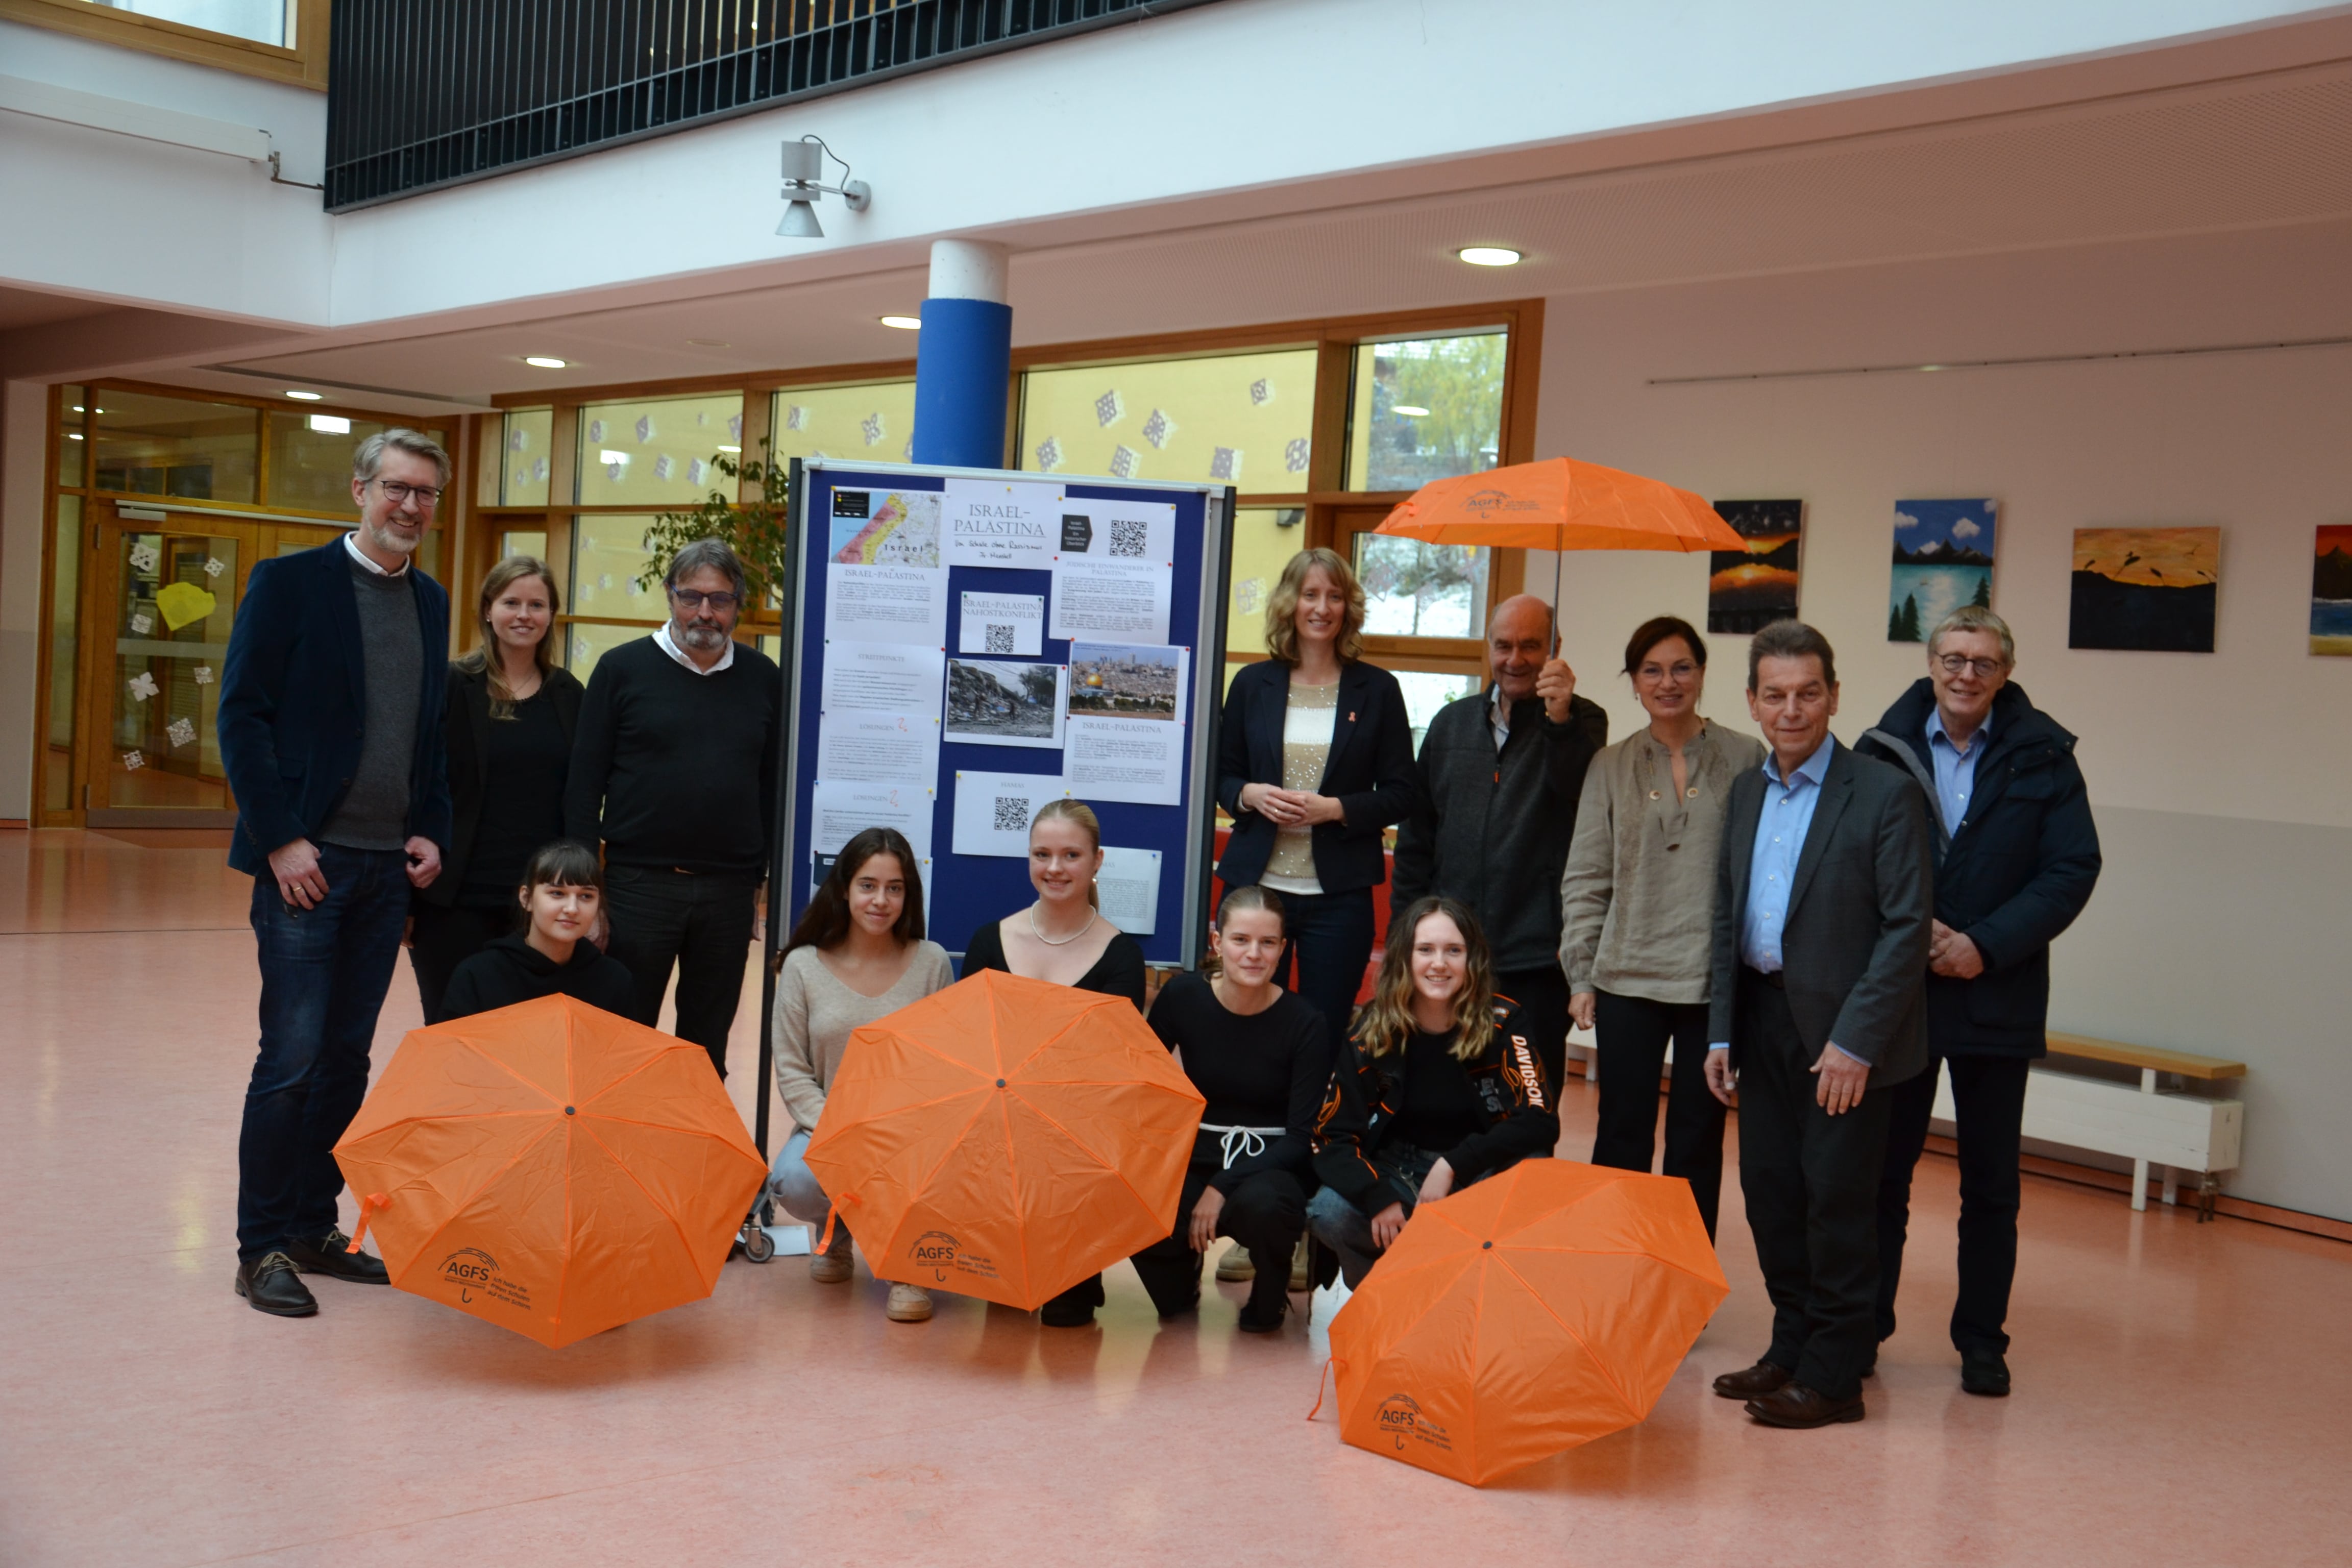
[1027,903,1097,947]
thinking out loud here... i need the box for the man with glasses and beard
[566,538,780,1079]
[217,429,454,1317]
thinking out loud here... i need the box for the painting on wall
[1888,499,1996,642]
[1706,500,1803,634]
[2069,526,2220,652]
[2312,526,2352,656]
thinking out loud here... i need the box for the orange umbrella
[802,970,1204,1311]
[1322,1159,1728,1486]
[332,994,768,1349]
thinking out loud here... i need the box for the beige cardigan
[1558,721,1766,1005]
[772,940,955,1133]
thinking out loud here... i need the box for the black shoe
[1236,1296,1288,1335]
[1961,1350,2012,1397]
[1712,1358,1793,1400]
[1746,1383,1866,1429]
[1040,1298,1097,1328]
[284,1229,389,1285]
[235,1252,318,1317]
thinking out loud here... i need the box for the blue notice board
[772,458,1236,979]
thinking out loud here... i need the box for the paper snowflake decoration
[862,413,885,447]
[1141,409,1174,450]
[1284,437,1311,474]
[1034,437,1064,472]
[514,466,530,490]
[688,458,711,487]
[533,457,549,482]
[129,542,160,574]
[653,454,675,481]
[1209,447,1240,483]
[1250,378,1273,406]
[1108,445,1139,479]
[121,750,144,772]
[127,672,159,702]
[696,410,710,427]
[1237,578,1265,614]
[203,557,225,578]
[606,461,625,483]
[129,612,153,636]
[1094,389,1124,428]
[635,415,655,444]
[903,436,914,461]
[167,717,196,749]
[597,574,612,591]
[192,665,214,686]
[728,413,743,440]
[509,426,530,452]
[586,420,606,444]
[785,405,810,432]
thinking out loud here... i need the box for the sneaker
[886,1283,934,1322]
[1215,1243,1255,1282]
[1289,1238,1310,1292]
[808,1250,853,1284]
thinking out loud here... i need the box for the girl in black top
[1307,895,1558,1288]
[410,556,584,1022]
[1129,886,1326,1333]
[962,798,1145,1326]
[440,840,636,1021]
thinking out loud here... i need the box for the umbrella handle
[1306,1355,1346,1422]
[348,1192,389,1253]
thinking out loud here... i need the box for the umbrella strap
[1307,1355,1346,1422]
[347,1192,389,1254]
[814,1190,859,1257]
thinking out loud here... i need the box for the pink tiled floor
[3,829,2348,1566]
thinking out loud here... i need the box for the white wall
[1528,224,2352,1219]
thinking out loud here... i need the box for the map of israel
[830,489,942,569]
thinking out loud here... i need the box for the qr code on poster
[993,797,1031,833]
[984,623,1015,653]
[1108,519,1148,558]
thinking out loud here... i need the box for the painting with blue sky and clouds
[1889,498,1997,642]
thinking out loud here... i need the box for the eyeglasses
[669,588,741,612]
[1934,653,2004,678]
[1636,662,1699,682]
[370,479,443,508]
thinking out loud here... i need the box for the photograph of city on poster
[2310,525,2352,655]
[1888,499,1996,642]
[2069,526,2220,652]
[1706,500,1803,634]
[1066,643,1181,721]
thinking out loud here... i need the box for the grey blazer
[1707,741,1935,1087]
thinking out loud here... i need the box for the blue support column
[912,297,1012,468]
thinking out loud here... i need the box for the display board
[757,458,1235,1143]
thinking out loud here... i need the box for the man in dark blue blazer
[216,431,454,1317]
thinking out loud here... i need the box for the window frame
[0,0,330,90]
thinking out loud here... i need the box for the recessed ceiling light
[308,414,352,434]
[717,445,742,453]
[1390,405,1431,418]
[524,355,568,369]
[599,450,628,463]
[879,315,922,330]
[1457,246,1522,267]
[686,338,729,348]
[285,389,323,401]
[67,432,84,440]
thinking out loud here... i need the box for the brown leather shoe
[1745,1383,1865,1428]
[1712,1359,1793,1400]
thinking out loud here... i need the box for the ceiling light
[71,404,85,412]
[880,315,922,330]
[599,450,628,463]
[1457,246,1522,267]
[1390,405,1431,417]
[717,445,742,453]
[285,389,323,401]
[777,135,870,239]
[524,356,568,369]
[308,414,352,434]
[67,432,84,440]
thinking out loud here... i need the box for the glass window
[266,413,450,516]
[1345,330,1507,492]
[501,408,553,506]
[93,389,258,503]
[1353,534,1492,640]
[1223,508,1306,657]
[1020,348,1318,489]
[45,496,82,815]
[58,385,88,487]
[566,620,656,681]
[1392,671,1485,755]
[569,514,665,619]
[771,382,916,470]
[500,529,549,562]
[95,1,290,47]
[575,395,744,506]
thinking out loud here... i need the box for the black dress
[961,915,1146,1323]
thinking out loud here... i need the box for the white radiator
[1932,1062,2242,1213]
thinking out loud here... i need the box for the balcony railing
[325,0,1221,212]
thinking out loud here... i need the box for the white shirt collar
[654,621,735,675]
[342,530,410,577]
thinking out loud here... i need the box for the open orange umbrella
[1321,1159,1728,1486]
[333,994,768,1349]
[802,970,1203,1310]
[1376,456,1745,607]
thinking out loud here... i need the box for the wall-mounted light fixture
[778,136,870,238]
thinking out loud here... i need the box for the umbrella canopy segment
[803,970,1204,1311]
[333,995,767,1349]
[1328,1159,1728,1486]
[1375,457,1744,554]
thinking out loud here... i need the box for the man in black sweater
[1391,594,1606,1096]
[565,539,780,1077]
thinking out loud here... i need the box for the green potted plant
[634,448,791,607]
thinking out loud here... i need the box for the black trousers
[1494,964,1570,1109]
[602,865,760,1079]
[1271,887,1376,1073]
[1735,971,1891,1401]
[407,900,519,1025]
[1130,1165,1308,1321]
[1588,990,1727,1238]
[1876,1051,2031,1355]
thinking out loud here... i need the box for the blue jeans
[770,1128,850,1255]
[1306,1142,1458,1289]
[236,844,411,1260]
[1268,887,1375,1075]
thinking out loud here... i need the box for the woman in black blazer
[409,555,584,1023]
[1215,546,1416,1071]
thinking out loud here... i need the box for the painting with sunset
[2312,525,2352,655]
[1706,499,1803,634]
[2069,526,2220,652]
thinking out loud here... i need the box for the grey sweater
[318,554,422,851]
[772,941,955,1132]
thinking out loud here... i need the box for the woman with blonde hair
[962,798,1147,1326]
[1214,546,1416,1074]
[1306,895,1558,1287]
[409,556,584,1022]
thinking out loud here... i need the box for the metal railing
[325,0,1222,212]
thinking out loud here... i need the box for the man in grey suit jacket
[1702,621,1933,1429]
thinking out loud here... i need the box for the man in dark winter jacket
[1391,594,1606,1095]
[1855,605,2100,1400]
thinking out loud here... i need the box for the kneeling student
[1130,886,1327,1333]
[439,840,636,1021]
[1307,896,1558,1288]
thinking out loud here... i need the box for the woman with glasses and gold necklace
[961,797,1146,1327]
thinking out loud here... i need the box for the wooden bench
[1932,1031,2245,1220]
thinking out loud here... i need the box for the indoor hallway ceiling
[162,52,2352,402]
